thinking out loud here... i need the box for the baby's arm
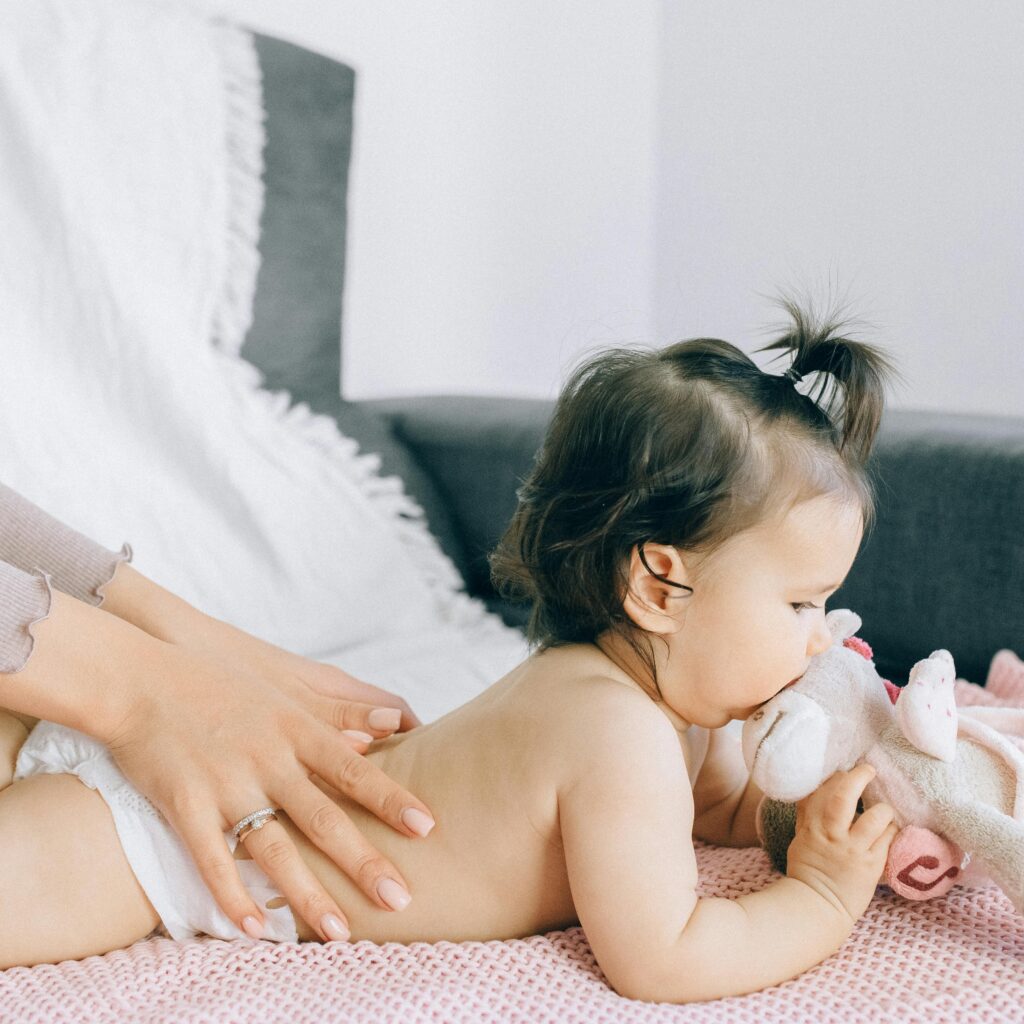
[559,691,893,1003]
[691,726,765,848]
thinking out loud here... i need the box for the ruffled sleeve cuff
[0,482,133,606]
[0,561,55,675]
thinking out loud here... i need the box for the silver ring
[230,806,278,840]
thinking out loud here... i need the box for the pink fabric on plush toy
[837,635,964,898]
[882,651,1024,897]
[983,649,1024,702]
[743,610,1024,913]
[886,826,964,900]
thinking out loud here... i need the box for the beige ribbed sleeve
[0,482,133,674]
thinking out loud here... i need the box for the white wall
[191,0,660,401]
[192,1,1021,415]
[655,1,1024,417]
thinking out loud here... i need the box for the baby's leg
[0,773,161,968]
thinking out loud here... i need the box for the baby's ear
[622,544,692,634]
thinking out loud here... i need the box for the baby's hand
[786,763,898,924]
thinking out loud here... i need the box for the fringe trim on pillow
[209,21,265,358]
[205,24,512,643]
[211,352,515,640]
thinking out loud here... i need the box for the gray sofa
[242,35,1024,689]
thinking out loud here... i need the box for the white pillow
[0,1,527,720]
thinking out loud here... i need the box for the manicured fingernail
[368,707,402,731]
[377,877,412,911]
[402,807,435,837]
[241,915,264,939]
[342,730,374,744]
[320,913,351,942]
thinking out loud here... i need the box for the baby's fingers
[818,763,877,833]
[851,800,896,844]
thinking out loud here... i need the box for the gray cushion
[242,36,466,572]
[837,409,1024,685]
[244,35,351,408]
[363,396,553,600]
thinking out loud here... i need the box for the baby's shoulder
[523,646,683,768]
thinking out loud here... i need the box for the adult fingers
[312,698,404,738]
[293,664,422,731]
[234,815,353,942]
[167,805,286,941]
[325,677,421,731]
[304,726,436,840]
[341,686,420,731]
[279,779,414,912]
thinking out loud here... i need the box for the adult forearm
[98,561,214,645]
[0,587,163,743]
[98,562,420,730]
[99,562,305,676]
[628,878,853,1003]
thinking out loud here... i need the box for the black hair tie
[782,366,804,384]
[638,543,694,594]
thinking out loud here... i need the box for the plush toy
[742,609,1024,912]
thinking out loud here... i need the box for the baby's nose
[807,620,831,657]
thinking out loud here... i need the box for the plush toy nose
[742,692,830,802]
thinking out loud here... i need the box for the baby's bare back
[268,653,589,943]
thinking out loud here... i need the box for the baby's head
[490,301,902,727]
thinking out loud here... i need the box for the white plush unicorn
[742,609,1024,911]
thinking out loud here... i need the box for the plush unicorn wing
[896,649,958,762]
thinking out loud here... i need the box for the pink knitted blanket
[2,653,1022,1023]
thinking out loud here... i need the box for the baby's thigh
[0,709,30,790]
[0,773,161,968]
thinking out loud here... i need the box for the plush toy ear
[825,608,862,644]
[896,649,958,762]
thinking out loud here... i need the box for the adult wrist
[100,561,214,646]
[99,561,289,680]
[0,587,172,744]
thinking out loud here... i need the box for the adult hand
[5,585,435,945]
[103,636,435,943]
[166,606,422,735]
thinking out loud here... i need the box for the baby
[0,302,902,1002]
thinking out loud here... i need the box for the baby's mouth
[783,666,809,689]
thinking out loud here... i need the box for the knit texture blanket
[2,651,1022,1023]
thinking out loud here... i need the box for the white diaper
[13,720,298,943]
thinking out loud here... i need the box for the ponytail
[756,297,905,465]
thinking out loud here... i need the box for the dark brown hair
[489,298,903,691]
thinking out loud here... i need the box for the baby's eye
[792,602,823,612]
